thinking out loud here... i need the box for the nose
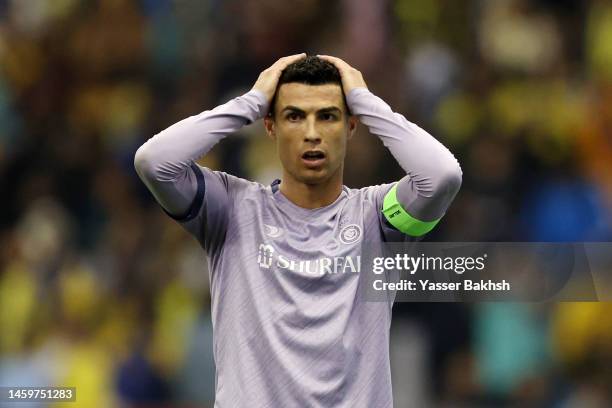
[304,117,321,144]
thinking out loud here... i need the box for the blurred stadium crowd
[1,0,612,406]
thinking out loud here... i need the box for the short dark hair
[269,56,348,118]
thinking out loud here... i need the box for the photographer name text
[373,279,510,292]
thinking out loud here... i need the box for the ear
[346,115,358,140]
[264,114,276,141]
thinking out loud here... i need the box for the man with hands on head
[135,53,461,407]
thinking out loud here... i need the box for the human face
[265,83,356,186]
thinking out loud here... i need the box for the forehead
[276,83,345,112]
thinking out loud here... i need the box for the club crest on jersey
[339,224,362,245]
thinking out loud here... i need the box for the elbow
[134,141,157,181]
[435,158,462,199]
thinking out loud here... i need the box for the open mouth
[302,150,325,160]
[301,150,326,167]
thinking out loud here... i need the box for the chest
[234,195,373,256]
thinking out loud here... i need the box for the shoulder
[197,165,270,197]
[347,183,395,204]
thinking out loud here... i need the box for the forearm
[347,88,462,221]
[134,89,268,215]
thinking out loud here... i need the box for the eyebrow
[281,106,342,114]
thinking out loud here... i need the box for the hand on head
[252,53,307,103]
[317,55,368,93]
[252,54,368,106]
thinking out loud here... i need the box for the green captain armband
[382,184,441,237]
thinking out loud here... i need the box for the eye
[286,112,302,122]
[320,113,337,121]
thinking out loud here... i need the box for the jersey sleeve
[133,90,268,253]
[365,183,436,242]
[347,88,462,238]
[163,165,234,255]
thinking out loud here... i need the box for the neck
[279,169,343,209]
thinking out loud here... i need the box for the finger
[316,54,340,61]
[284,52,307,60]
[273,53,306,70]
[317,55,349,70]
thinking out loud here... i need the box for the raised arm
[134,53,306,218]
[134,90,267,217]
[319,55,462,236]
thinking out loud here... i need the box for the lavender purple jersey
[135,87,462,407]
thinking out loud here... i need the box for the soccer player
[134,54,462,407]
